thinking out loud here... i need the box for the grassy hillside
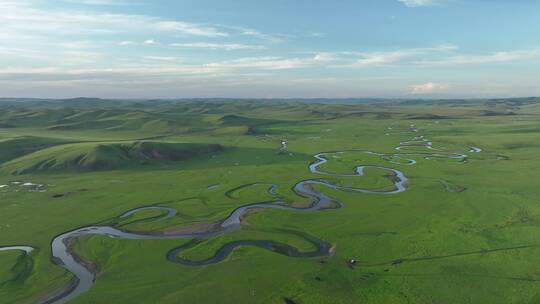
[0,137,70,164]
[1,141,222,174]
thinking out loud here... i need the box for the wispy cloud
[416,49,540,65]
[237,28,288,43]
[170,42,264,50]
[0,1,233,37]
[153,21,229,37]
[64,0,131,5]
[0,45,102,65]
[350,44,457,67]
[398,0,436,7]
[0,53,336,81]
[204,53,335,70]
[0,1,538,99]
[0,0,287,73]
[337,45,540,68]
[142,56,183,62]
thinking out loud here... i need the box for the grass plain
[1,98,540,303]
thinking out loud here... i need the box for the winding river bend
[1,127,480,304]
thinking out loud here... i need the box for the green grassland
[1,98,540,303]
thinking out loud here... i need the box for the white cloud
[144,39,158,45]
[204,53,336,70]
[170,42,263,50]
[313,53,336,62]
[0,0,286,79]
[154,21,229,37]
[344,45,540,68]
[352,44,457,67]
[238,28,287,43]
[0,66,219,80]
[142,56,183,62]
[410,82,449,94]
[0,45,102,65]
[356,51,409,66]
[417,49,540,65]
[0,53,337,83]
[398,0,435,7]
[64,0,130,5]
[0,1,231,37]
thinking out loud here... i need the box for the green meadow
[1,98,540,303]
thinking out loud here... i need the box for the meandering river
[1,127,480,303]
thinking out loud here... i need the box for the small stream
[0,246,35,254]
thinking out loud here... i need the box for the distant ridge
[1,96,539,106]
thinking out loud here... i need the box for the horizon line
[1,96,539,101]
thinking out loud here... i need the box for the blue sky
[1,0,539,98]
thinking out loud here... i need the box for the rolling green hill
[1,141,223,174]
[0,136,71,164]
